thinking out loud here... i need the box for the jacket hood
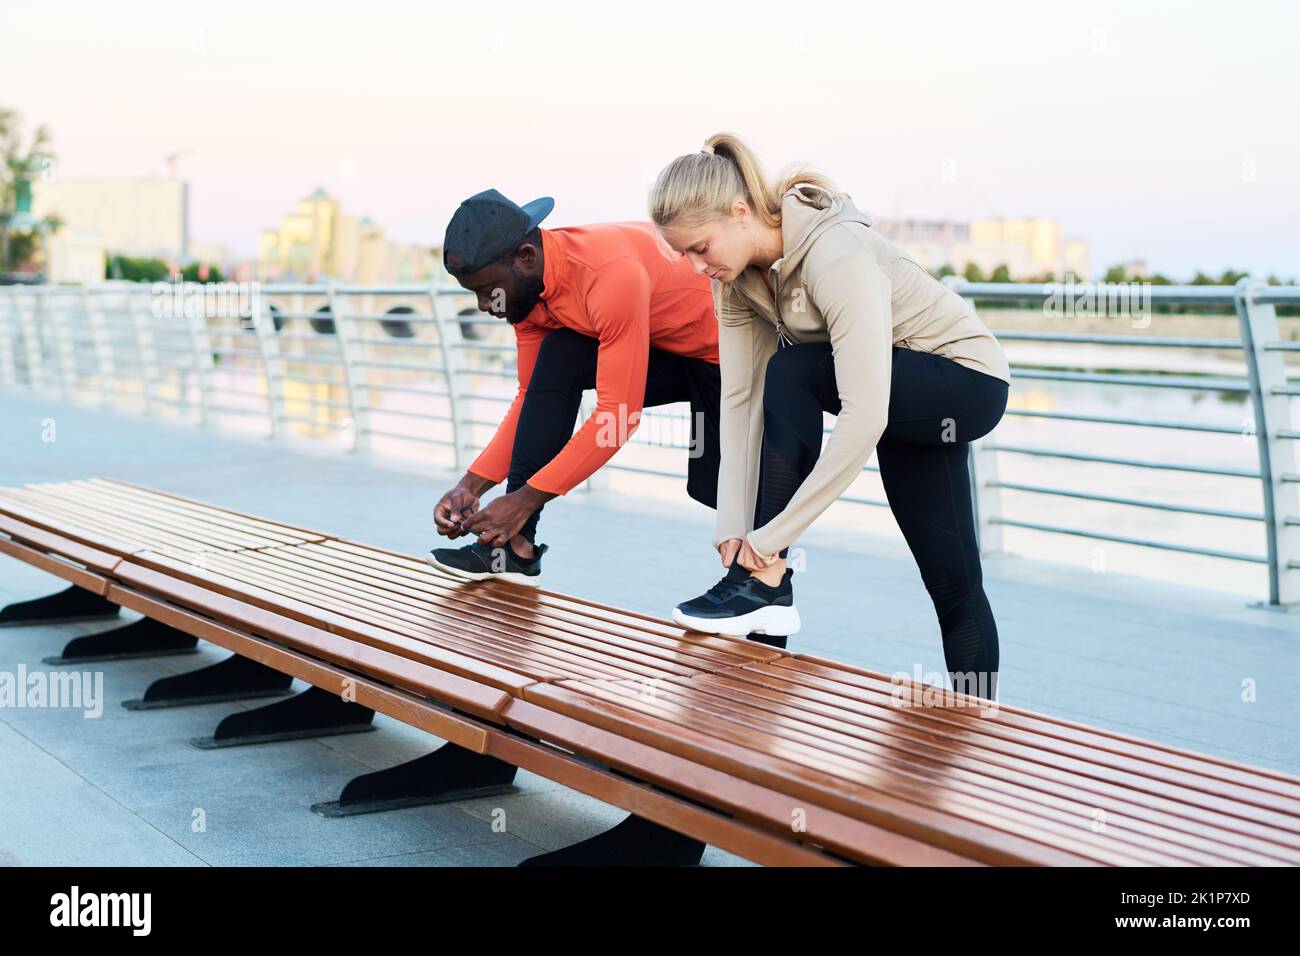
[776,183,874,279]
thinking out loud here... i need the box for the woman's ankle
[752,559,787,588]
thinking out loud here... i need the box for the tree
[990,263,1012,283]
[962,262,985,283]
[106,255,171,282]
[0,107,57,273]
[181,262,224,282]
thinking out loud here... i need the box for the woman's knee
[762,343,828,413]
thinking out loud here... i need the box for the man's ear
[514,241,541,272]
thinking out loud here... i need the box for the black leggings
[506,327,721,544]
[755,342,1009,699]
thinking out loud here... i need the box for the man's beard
[504,266,545,324]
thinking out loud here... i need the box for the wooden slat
[125,549,631,684]
[770,657,1300,802]
[522,681,1098,865]
[198,549,687,682]
[0,493,145,556]
[113,560,522,717]
[0,513,124,574]
[563,673,1297,866]
[500,697,982,866]
[94,477,334,542]
[71,479,325,547]
[0,535,115,596]
[686,668,1300,863]
[0,488,222,555]
[105,582,496,751]
[48,483,290,550]
[314,539,782,664]
[221,545,766,680]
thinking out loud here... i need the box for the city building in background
[256,188,438,283]
[32,177,188,262]
[875,215,1091,279]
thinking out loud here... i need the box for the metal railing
[0,278,1294,606]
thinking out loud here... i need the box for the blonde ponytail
[649,131,841,230]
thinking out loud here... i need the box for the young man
[429,188,723,581]
[425,188,738,866]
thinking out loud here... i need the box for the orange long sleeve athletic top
[467,222,719,496]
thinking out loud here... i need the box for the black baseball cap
[443,188,555,276]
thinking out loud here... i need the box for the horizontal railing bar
[364,428,456,446]
[349,360,446,373]
[1254,287,1300,306]
[207,402,268,416]
[951,282,1239,306]
[352,382,452,399]
[997,330,1244,349]
[268,372,347,386]
[453,367,516,379]
[990,481,1264,521]
[985,444,1259,478]
[354,404,454,423]
[991,518,1267,563]
[1009,368,1251,392]
[1001,408,1244,434]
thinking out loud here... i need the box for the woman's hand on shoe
[736,538,778,572]
[719,538,742,568]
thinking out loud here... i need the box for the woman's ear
[731,196,751,226]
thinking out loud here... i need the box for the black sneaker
[672,563,800,637]
[426,540,548,587]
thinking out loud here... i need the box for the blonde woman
[650,133,1011,702]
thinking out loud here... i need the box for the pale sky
[3,0,1297,277]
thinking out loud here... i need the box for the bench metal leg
[0,584,121,628]
[311,741,520,817]
[191,686,375,749]
[43,616,200,665]
[123,654,295,710]
[518,812,709,867]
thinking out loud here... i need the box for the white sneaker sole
[425,553,542,587]
[672,603,801,637]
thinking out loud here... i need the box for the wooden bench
[2,477,1299,866]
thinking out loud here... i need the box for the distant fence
[1,278,1297,607]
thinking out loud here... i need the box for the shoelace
[705,575,750,600]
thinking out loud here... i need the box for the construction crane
[163,149,192,178]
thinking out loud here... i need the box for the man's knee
[530,328,597,390]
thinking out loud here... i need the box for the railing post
[250,290,286,438]
[184,282,217,425]
[428,284,470,471]
[329,283,369,453]
[17,287,47,394]
[968,433,1003,554]
[82,286,114,406]
[949,275,1001,553]
[581,390,611,492]
[0,289,17,389]
[48,289,78,399]
[1235,277,1300,607]
[131,285,159,416]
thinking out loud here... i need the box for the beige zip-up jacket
[714,183,1011,560]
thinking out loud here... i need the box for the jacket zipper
[769,263,793,349]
